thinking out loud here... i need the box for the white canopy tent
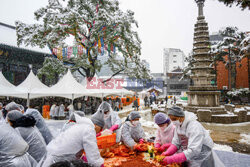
[14,70,50,106]
[35,70,92,100]
[0,71,27,97]
[0,71,15,88]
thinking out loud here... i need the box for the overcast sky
[0,0,249,73]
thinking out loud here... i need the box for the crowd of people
[144,95,177,108]
[0,99,224,167]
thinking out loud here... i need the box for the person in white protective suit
[58,103,65,120]
[25,107,53,144]
[161,106,225,167]
[0,123,37,167]
[54,104,59,120]
[67,103,74,118]
[121,111,146,150]
[61,111,86,132]
[0,102,4,123]
[38,114,104,167]
[7,110,47,163]
[1,101,23,124]
[91,101,122,142]
[50,103,56,120]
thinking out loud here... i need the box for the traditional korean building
[0,22,51,85]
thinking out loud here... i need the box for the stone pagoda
[186,0,224,113]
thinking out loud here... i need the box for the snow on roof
[0,22,51,54]
[146,85,163,93]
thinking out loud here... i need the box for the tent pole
[72,94,74,105]
[27,93,30,107]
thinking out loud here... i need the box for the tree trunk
[248,54,250,90]
[228,49,232,90]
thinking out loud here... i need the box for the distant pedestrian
[54,103,59,120]
[165,96,168,104]
[144,96,149,107]
[133,98,139,111]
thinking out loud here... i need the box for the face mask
[172,120,181,127]
[159,124,168,131]
[104,112,110,120]
[132,120,139,126]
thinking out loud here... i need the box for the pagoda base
[186,91,220,107]
[184,105,226,114]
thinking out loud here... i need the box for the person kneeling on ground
[38,114,104,167]
[7,110,47,163]
[154,112,175,153]
[121,111,146,150]
[161,106,224,167]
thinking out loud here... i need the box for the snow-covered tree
[211,27,247,90]
[217,0,250,10]
[240,33,250,88]
[183,52,193,81]
[16,0,151,81]
[37,57,67,86]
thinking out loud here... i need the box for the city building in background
[163,48,185,74]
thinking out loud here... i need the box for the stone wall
[224,104,235,112]
[197,109,211,122]
[197,107,250,123]
[211,115,238,124]
[187,91,220,107]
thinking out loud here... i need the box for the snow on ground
[214,143,233,152]
[234,107,246,113]
[239,133,250,145]
[203,122,250,127]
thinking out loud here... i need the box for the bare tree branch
[102,68,125,83]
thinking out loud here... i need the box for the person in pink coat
[154,112,175,153]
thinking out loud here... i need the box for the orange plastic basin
[97,133,116,149]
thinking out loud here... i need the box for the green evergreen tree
[37,57,67,86]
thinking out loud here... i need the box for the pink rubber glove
[161,152,187,165]
[109,124,119,132]
[161,144,178,156]
[139,138,144,144]
[100,164,104,167]
[158,143,171,152]
[154,143,161,148]
[96,132,102,137]
[82,155,88,162]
